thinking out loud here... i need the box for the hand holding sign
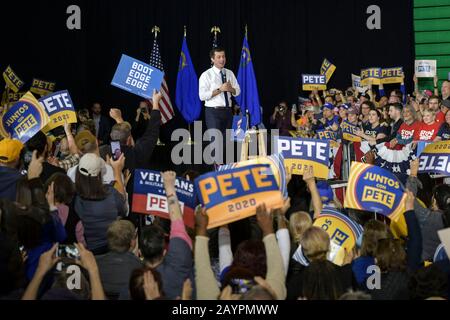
[256,203,274,237]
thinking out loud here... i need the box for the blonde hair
[423,108,435,116]
[289,212,313,244]
[300,227,330,262]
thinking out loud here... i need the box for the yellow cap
[0,138,24,163]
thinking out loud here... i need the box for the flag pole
[152,25,165,147]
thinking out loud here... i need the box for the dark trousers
[205,108,233,163]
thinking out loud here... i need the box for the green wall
[415,0,450,91]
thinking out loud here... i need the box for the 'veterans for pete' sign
[302,74,327,91]
[419,141,450,176]
[345,162,406,221]
[111,54,165,99]
[274,136,330,179]
[132,170,196,228]
[0,91,49,143]
[195,164,284,229]
[39,90,77,131]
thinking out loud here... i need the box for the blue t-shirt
[363,123,389,138]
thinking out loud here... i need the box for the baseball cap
[75,130,97,151]
[78,153,103,177]
[316,181,334,204]
[322,103,335,111]
[442,99,450,110]
[0,138,24,163]
[359,92,370,100]
[340,103,351,110]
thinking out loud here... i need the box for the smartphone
[56,245,80,259]
[110,140,122,161]
[230,278,256,294]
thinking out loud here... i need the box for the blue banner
[0,91,49,143]
[175,37,201,124]
[419,141,450,176]
[132,170,196,228]
[111,54,164,99]
[274,136,330,178]
[236,35,262,127]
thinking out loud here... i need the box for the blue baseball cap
[316,181,334,203]
[340,103,351,110]
[322,103,335,111]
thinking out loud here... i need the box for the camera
[56,245,80,259]
[346,90,354,97]
[141,107,148,114]
[278,105,286,112]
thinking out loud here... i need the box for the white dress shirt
[199,66,241,108]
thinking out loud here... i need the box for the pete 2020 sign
[418,140,450,176]
[195,164,284,229]
[39,90,77,131]
[3,65,24,93]
[341,120,362,142]
[314,208,364,266]
[132,170,196,228]
[274,136,330,179]
[30,78,56,96]
[302,74,327,91]
[111,54,165,99]
[415,60,437,78]
[345,162,406,221]
[218,153,288,198]
[0,91,49,143]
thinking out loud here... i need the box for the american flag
[149,38,174,124]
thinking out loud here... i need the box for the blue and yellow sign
[195,164,284,229]
[345,162,406,221]
[320,58,336,83]
[218,153,288,199]
[7,91,27,104]
[302,74,327,91]
[39,90,77,131]
[132,170,196,228]
[341,120,362,142]
[360,68,382,86]
[30,78,56,96]
[274,136,330,179]
[0,91,49,143]
[313,208,364,266]
[418,140,450,176]
[3,66,24,93]
[381,67,404,84]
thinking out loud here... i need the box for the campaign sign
[360,68,381,86]
[218,153,288,198]
[3,65,24,93]
[351,74,369,93]
[302,74,327,91]
[7,91,26,104]
[380,67,404,84]
[274,136,330,178]
[195,164,284,229]
[345,162,406,221]
[111,54,164,99]
[0,92,49,143]
[416,141,430,157]
[316,130,338,141]
[418,140,450,176]
[30,78,56,96]
[313,208,364,266]
[341,121,362,142]
[320,59,336,83]
[231,115,248,142]
[415,60,437,78]
[39,90,77,131]
[132,170,196,228]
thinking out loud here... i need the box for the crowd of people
[0,73,450,301]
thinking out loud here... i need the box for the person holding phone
[270,101,294,136]
[133,101,151,139]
